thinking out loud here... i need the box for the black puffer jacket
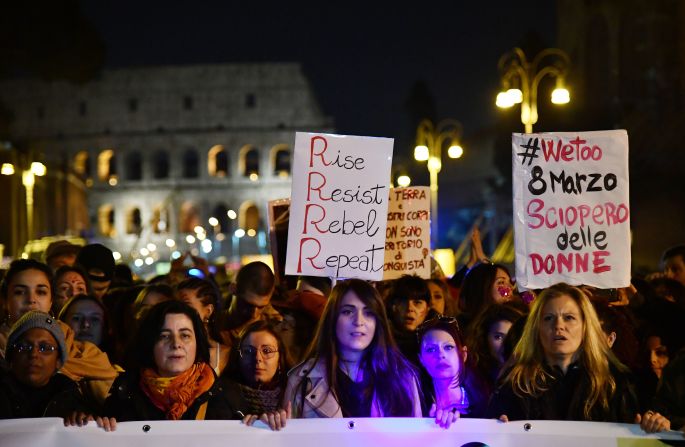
[487,362,638,422]
[0,371,87,419]
[103,369,247,421]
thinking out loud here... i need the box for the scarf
[140,362,215,420]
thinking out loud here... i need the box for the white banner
[512,130,631,290]
[383,187,431,280]
[285,132,393,280]
[0,418,681,447]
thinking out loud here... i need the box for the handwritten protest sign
[383,187,431,280]
[285,132,393,280]
[512,130,630,289]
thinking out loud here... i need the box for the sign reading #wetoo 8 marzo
[512,130,630,290]
[285,132,393,280]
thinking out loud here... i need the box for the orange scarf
[140,363,215,420]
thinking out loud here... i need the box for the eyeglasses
[239,346,278,359]
[416,315,462,341]
[11,342,58,355]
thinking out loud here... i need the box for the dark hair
[416,315,467,385]
[466,303,525,388]
[426,278,457,316]
[594,303,639,369]
[222,320,292,386]
[662,245,685,264]
[132,284,175,321]
[387,275,431,306]
[298,275,332,297]
[57,293,112,352]
[176,277,223,342]
[297,279,419,416]
[1,259,53,299]
[236,262,275,297]
[459,262,510,316]
[133,300,210,371]
[52,265,92,314]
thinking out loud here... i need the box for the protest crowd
[1,230,684,435]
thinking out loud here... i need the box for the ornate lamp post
[496,47,571,133]
[413,118,464,248]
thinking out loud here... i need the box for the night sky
[79,2,557,153]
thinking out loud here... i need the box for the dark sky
[79,2,557,152]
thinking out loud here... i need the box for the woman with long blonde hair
[487,283,638,422]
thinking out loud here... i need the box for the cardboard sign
[512,130,631,289]
[285,133,393,280]
[383,187,431,280]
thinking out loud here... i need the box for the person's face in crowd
[136,292,172,322]
[646,335,669,379]
[153,313,197,377]
[487,319,513,365]
[419,329,465,382]
[48,253,77,272]
[539,295,584,369]
[235,290,272,324]
[336,291,377,357]
[239,330,280,386]
[393,298,429,332]
[179,288,214,323]
[87,269,111,299]
[491,268,514,304]
[427,282,446,315]
[64,300,105,347]
[6,269,52,322]
[10,328,62,387]
[54,271,88,312]
[665,255,685,287]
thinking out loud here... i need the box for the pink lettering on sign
[541,137,603,162]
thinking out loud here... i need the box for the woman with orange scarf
[99,300,245,427]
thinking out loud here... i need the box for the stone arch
[126,207,142,234]
[125,151,142,180]
[179,201,201,233]
[270,144,291,177]
[208,145,229,177]
[97,149,116,181]
[98,204,115,237]
[239,145,260,178]
[239,201,260,231]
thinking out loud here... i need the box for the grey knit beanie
[7,311,68,366]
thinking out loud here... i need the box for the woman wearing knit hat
[0,311,87,418]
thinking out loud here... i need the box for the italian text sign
[512,130,630,289]
[383,187,431,280]
[285,132,393,280]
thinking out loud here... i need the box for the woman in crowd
[427,279,457,317]
[0,259,118,407]
[417,315,487,428]
[131,284,174,324]
[177,277,230,375]
[222,320,293,430]
[58,294,109,351]
[52,265,90,316]
[284,279,422,418]
[465,303,525,397]
[1,311,87,419]
[487,283,639,422]
[99,300,245,426]
[458,262,517,329]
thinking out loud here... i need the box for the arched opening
[98,204,116,238]
[239,145,260,178]
[74,151,90,180]
[151,205,170,234]
[239,201,260,231]
[211,203,230,234]
[208,145,229,177]
[125,151,142,181]
[179,201,201,233]
[153,150,169,179]
[271,145,291,177]
[126,207,143,234]
[97,149,116,182]
[183,149,199,178]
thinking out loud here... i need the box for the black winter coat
[102,369,247,421]
[0,372,87,419]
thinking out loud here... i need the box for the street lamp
[1,160,47,243]
[413,118,464,248]
[496,47,571,133]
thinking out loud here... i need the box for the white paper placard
[383,187,431,280]
[285,132,393,280]
[512,130,631,289]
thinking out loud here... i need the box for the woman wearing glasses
[284,279,422,418]
[1,311,87,419]
[416,316,488,428]
[221,320,292,430]
[90,300,245,430]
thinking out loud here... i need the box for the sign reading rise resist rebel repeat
[512,130,631,289]
[285,132,393,280]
